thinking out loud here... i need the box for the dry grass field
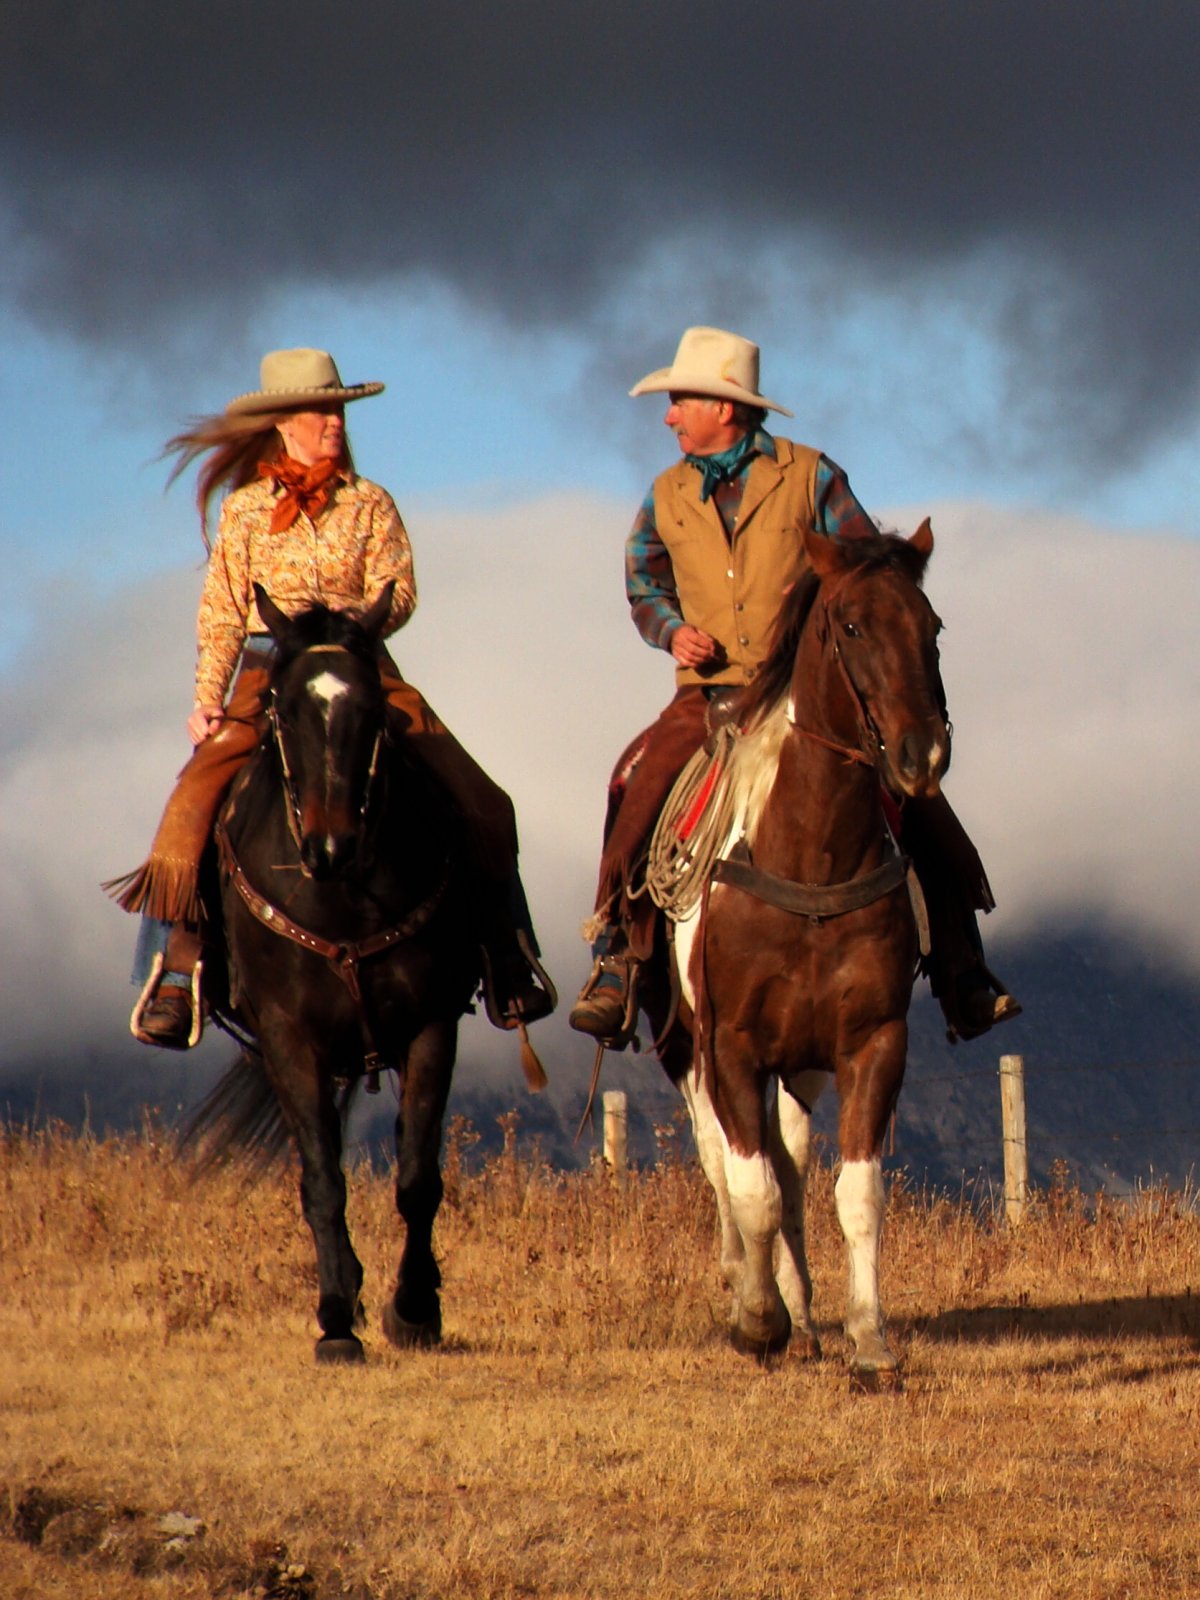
[3,1112,1200,1599]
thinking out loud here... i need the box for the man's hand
[670,624,725,669]
[187,704,224,745]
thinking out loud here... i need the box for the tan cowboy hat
[629,325,793,416]
[225,348,385,415]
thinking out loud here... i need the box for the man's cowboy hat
[225,348,385,415]
[629,326,793,417]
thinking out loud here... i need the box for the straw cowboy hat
[225,348,385,415]
[629,326,793,417]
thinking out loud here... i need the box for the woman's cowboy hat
[629,325,793,417]
[225,348,385,415]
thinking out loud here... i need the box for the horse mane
[737,530,929,729]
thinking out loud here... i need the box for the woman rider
[108,347,554,1047]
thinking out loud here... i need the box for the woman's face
[277,403,345,465]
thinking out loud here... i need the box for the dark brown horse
[652,521,947,1381]
[189,583,479,1362]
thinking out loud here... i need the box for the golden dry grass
[3,1116,1200,1599]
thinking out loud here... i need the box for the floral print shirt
[194,472,416,707]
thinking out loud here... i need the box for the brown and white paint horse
[664,521,947,1380]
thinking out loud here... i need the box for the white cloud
[1,494,1197,1072]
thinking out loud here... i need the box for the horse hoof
[794,1332,823,1362]
[730,1322,791,1363]
[383,1298,441,1350]
[315,1336,366,1365]
[848,1364,903,1395]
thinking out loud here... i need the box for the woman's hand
[187,704,224,745]
[670,624,725,669]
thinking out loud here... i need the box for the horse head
[799,520,950,799]
[254,581,395,879]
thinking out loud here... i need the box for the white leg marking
[680,1070,744,1290]
[717,1114,788,1346]
[834,1158,896,1370]
[770,1084,816,1339]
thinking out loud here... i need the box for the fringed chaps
[104,664,270,924]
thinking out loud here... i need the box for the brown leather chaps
[107,645,519,926]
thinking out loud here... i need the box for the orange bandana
[258,455,343,533]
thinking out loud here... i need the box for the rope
[638,725,743,921]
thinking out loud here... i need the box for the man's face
[664,393,738,456]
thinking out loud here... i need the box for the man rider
[568,325,1018,1046]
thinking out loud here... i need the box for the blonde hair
[164,410,354,551]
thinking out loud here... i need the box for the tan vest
[653,436,822,687]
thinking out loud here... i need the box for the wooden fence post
[999,1054,1028,1226]
[603,1090,628,1180]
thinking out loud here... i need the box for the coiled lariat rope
[634,724,742,922]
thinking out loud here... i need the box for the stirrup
[130,951,205,1050]
[943,963,1021,1045]
[569,955,640,1050]
[478,931,558,1031]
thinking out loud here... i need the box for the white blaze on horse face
[307,670,351,716]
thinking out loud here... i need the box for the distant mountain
[5,921,1198,1195]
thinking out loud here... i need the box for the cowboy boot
[478,871,556,1031]
[481,926,557,1029]
[569,924,640,1047]
[131,922,205,1050]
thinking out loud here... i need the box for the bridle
[786,567,950,774]
[220,639,445,1086]
[268,643,385,857]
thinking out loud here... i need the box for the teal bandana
[685,431,759,502]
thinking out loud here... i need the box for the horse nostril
[898,733,921,779]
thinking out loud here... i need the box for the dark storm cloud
[1,1,1196,463]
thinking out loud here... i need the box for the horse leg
[679,1069,745,1296]
[269,1044,365,1364]
[383,1019,456,1350]
[770,1075,827,1360]
[835,1020,907,1381]
[712,1038,791,1358]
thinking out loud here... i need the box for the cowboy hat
[629,325,793,416]
[225,348,385,415]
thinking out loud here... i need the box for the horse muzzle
[888,724,950,799]
[299,831,365,879]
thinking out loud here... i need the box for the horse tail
[178,1049,291,1178]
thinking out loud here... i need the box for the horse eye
[842,620,860,640]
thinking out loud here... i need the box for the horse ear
[802,525,847,579]
[359,581,395,642]
[909,518,934,561]
[254,584,291,641]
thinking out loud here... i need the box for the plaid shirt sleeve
[625,486,683,652]
[815,457,877,541]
